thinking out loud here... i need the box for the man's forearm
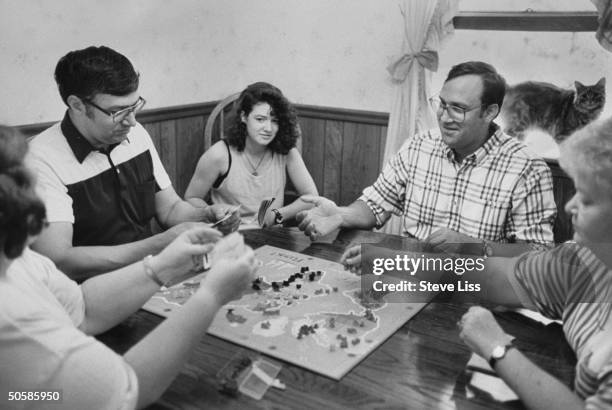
[54,233,171,281]
[163,200,211,227]
[339,200,378,230]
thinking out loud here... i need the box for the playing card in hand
[257,197,275,227]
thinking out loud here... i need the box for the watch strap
[488,341,515,369]
[271,208,283,224]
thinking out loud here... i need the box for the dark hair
[226,82,299,155]
[445,61,506,109]
[0,126,47,259]
[54,46,140,105]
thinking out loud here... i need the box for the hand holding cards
[211,205,241,234]
[257,197,275,227]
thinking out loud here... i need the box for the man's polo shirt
[360,125,556,245]
[27,113,171,246]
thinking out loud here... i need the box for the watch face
[273,209,283,223]
[491,345,505,359]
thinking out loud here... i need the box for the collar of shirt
[444,123,503,166]
[60,111,128,163]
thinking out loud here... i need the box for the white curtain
[380,0,458,235]
[592,0,612,52]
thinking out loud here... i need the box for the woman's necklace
[244,150,267,176]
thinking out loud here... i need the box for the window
[455,0,598,31]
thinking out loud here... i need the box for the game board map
[143,245,429,380]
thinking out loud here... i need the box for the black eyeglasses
[83,96,146,123]
[429,96,483,123]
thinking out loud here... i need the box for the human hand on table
[424,227,482,254]
[457,306,514,360]
[340,244,362,274]
[296,195,343,241]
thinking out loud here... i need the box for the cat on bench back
[500,78,605,143]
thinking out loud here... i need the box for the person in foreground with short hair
[297,61,556,258]
[185,82,318,227]
[0,124,257,409]
[28,46,238,281]
[347,116,612,409]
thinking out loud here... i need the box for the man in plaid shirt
[297,61,556,258]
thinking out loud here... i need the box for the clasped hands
[295,195,343,241]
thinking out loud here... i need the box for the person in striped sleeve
[455,116,612,409]
[297,61,556,258]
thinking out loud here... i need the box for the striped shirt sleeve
[359,147,410,228]
[586,364,612,409]
[511,244,581,320]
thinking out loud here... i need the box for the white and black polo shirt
[27,112,171,246]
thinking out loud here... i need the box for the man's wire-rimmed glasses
[429,95,483,123]
[84,96,146,123]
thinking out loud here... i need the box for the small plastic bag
[217,351,282,400]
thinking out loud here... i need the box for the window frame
[453,11,598,31]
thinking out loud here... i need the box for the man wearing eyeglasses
[27,46,237,281]
[297,61,556,260]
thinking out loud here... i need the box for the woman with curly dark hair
[0,124,257,409]
[185,82,318,226]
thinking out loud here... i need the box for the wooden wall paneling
[298,116,326,194]
[378,126,388,172]
[176,116,205,196]
[142,122,160,147]
[340,122,383,205]
[159,120,178,187]
[323,120,344,204]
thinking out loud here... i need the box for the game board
[143,245,429,380]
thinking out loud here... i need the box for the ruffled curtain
[380,0,458,235]
[592,0,612,52]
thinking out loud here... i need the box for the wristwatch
[482,239,493,258]
[488,340,515,369]
[271,208,284,225]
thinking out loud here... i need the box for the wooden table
[98,227,576,409]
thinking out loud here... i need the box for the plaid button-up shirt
[360,126,556,245]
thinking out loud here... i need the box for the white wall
[2,0,612,126]
[0,0,404,125]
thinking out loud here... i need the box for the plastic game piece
[296,284,302,289]
[263,306,281,316]
[364,309,377,322]
[333,287,338,292]
[300,266,309,273]
[347,327,357,334]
